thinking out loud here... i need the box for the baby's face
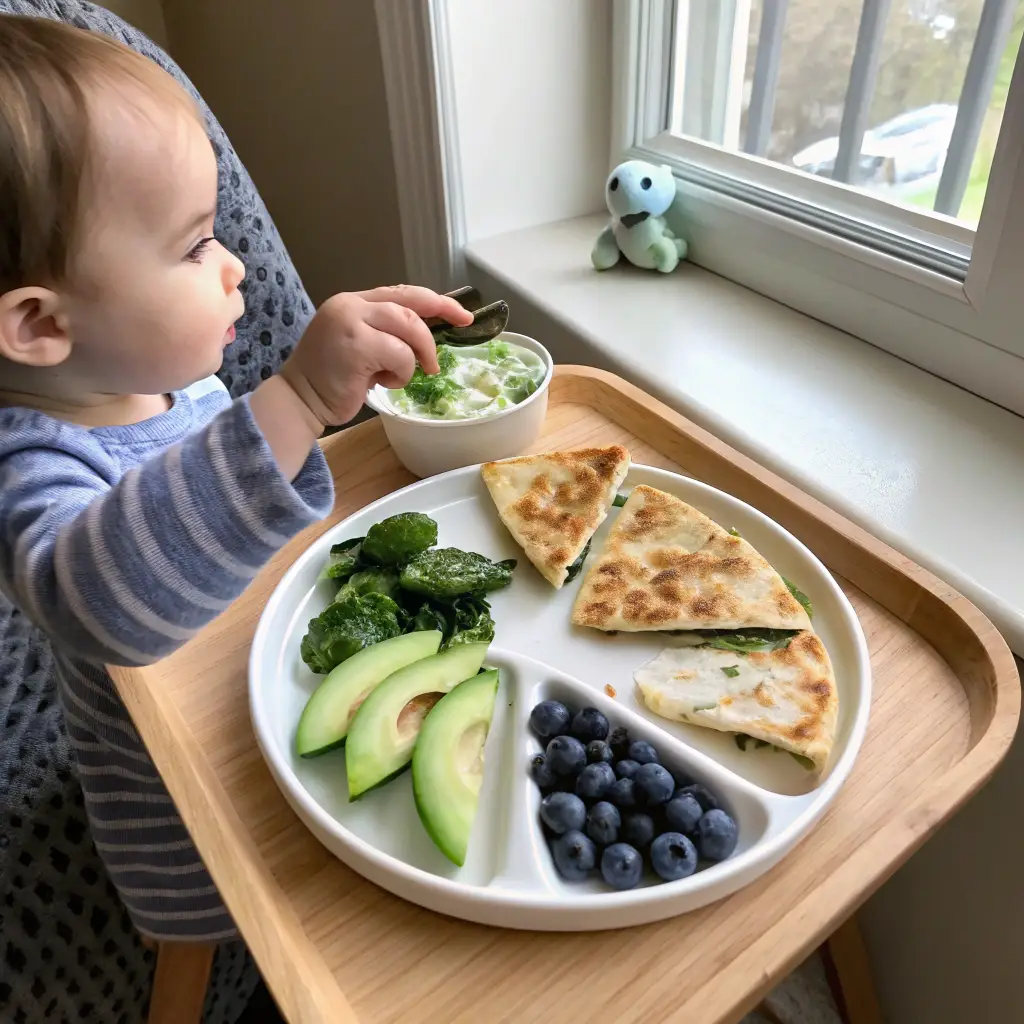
[63,89,245,396]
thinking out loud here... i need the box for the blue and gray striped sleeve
[0,396,334,667]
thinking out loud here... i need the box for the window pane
[669,0,1024,229]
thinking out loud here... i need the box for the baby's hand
[281,285,474,427]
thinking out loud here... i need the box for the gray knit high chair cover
[0,3,314,1021]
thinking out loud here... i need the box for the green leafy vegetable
[728,527,742,538]
[446,621,495,647]
[406,592,496,648]
[734,734,748,751]
[437,345,458,373]
[486,339,511,362]
[403,346,463,413]
[783,577,813,619]
[400,548,516,598]
[335,568,399,601]
[720,665,740,678]
[612,493,629,508]
[699,629,799,653]
[692,702,717,711]
[324,537,365,581]
[790,753,816,770]
[361,512,438,565]
[300,592,403,674]
[564,538,593,583]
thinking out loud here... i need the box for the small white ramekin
[365,332,553,478]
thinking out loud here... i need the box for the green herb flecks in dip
[389,339,546,420]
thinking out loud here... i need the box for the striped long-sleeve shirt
[0,376,333,940]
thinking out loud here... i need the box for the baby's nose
[223,249,245,292]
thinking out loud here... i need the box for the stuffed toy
[592,159,687,273]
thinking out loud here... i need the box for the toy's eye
[609,176,619,191]
[641,177,652,190]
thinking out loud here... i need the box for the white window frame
[614,0,1024,416]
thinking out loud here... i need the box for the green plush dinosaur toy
[592,159,688,274]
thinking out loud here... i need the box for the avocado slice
[295,630,442,758]
[345,642,489,799]
[412,669,499,866]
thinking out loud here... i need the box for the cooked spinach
[564,538,593,583]
[734,734,748,751]
[407,592,496,648]
[335,568,400,602]
[699,629,799,653]
[400,548,516,598]
[300,592,403,674]
[361,512,438,566]
[782,577,813,619]
[727,527,742,538]
[720,665,740,677]
[306,510,514,670]
[612,493,629,508]
[324,537,365,581]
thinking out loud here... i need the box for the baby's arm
[0,397,333,667]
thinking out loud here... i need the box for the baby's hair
[0,15,200,292]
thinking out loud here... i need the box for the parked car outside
[791,103,958,186]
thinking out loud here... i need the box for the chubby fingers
[358,283,475,328]
[367,330,419,390]
[362,300,440,374]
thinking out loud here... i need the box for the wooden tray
[112,367,1019,1024]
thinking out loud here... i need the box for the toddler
[0,16,471,940]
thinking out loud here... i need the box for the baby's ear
[0,286,72,368]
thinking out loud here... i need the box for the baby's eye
[185,236,216,264]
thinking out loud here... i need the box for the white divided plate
[249,464,871,930]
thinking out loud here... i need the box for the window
[615,0,1024,415]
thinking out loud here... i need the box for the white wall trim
[375,0,465,290]
[611,0,1024,417]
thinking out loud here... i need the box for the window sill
[465,213,1024,656]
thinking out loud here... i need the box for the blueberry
[620,812,655,850]
[530,700,571,740]
[608,726,631,760]
[586,740,614,764]
[628,740,660,765]
[546,735,587,776]
[528,754,557,791]
[677,783,720,812]
[606,778,637,810]
[575,761,616,802]
[600,843,643,890]
[551,829,597,881]
[614,759,641,780]
[650,832,698,882]
[664,793,703,834]
[586,801,621,846]
[669,765,693,788]
[634,763,675,806]
[695,809,738,861]
[539,792,587,835]
[570,707,610,743]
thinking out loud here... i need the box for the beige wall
[162,0,405,305]
[101,0,168,47]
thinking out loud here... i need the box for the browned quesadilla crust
[573,484,811,630]
[634,630,837,770]
[481,446,631,588]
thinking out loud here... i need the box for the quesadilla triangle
[480,445,631,589]
[633,633,838,771]
[571,484,812,632]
